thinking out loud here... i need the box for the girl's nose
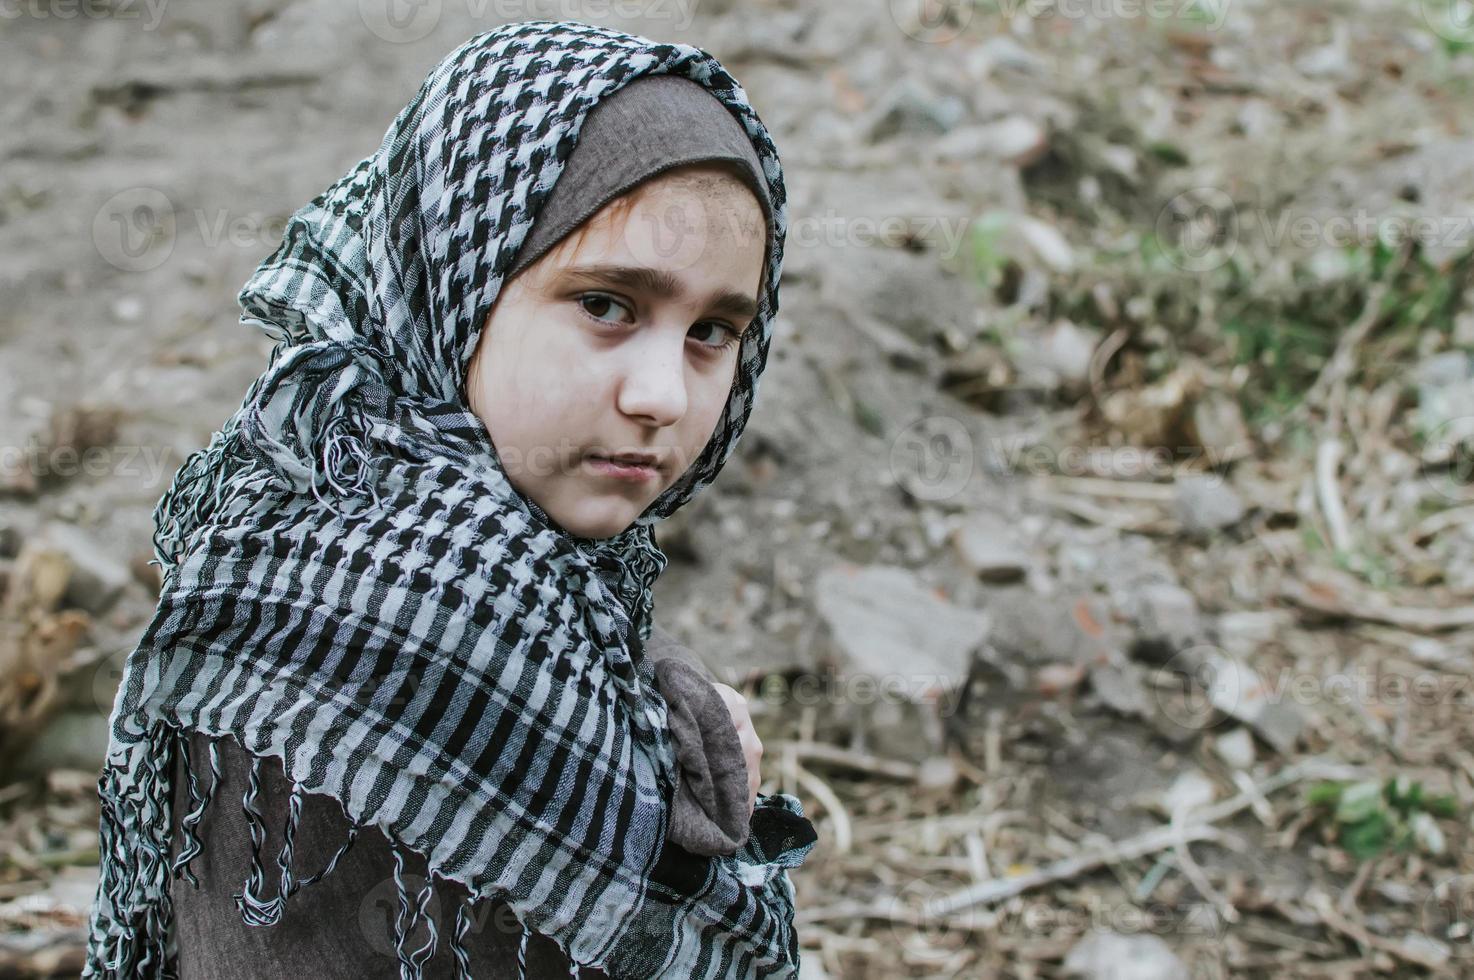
[615,329,688,428]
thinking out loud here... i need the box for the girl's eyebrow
[554,263,759,321]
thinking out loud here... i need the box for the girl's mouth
[585,455,660,482]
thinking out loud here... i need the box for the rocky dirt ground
[3,0,1474,977]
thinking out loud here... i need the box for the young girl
[83,20,815,980]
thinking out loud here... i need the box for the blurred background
[3,0,1474,976]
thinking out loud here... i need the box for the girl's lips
[585,455,660,482]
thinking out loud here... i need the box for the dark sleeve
[645,622,717,684]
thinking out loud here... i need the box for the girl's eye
[690,321,742,353]
[577,292,742,353]
[577,292,634,326]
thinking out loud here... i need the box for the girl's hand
[711,682,762,820]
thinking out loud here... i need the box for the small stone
[987,589,1118,667]
[952,513,1030,583]
[967,36,1045,76]
[916,756,961,793]
[1064,931,1189,980]
[1416,351,1474,450]
[1191,391,1250,462]
[1126,582,1202,659]
[1397,931,1451,968]
[1294,32,1353,80]
[1012,217,1076,274]
[1215,610,1290,660]
[798,954,831,980]
[862,78,966,143]
[934,115,1047,167]
[110,295,144,323]
[1201,651,1305,754]
[1159,769,1218,818]
[12,543,72,610]
[1089,659,1151,718]
[1036,662,1087,697]
[1004,319,1099,397]
[1214,728,1256,771]
[1174,474,1246,533]
[1412,811,1447,857]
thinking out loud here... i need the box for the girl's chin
[552,498,646,541]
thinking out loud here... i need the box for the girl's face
[466,164,767,541]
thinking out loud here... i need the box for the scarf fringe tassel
[86,722,588,979]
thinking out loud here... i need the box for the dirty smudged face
[466,163,768,541]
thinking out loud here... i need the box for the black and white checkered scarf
[83,19,815,979]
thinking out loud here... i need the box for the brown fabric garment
[505,72,773,283]
[169,727,608,979]
[646,625,752,855]
[168,625,748,976]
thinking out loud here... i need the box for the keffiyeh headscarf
[83,19,815,979]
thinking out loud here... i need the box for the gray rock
[916,755,961,793]
[1291,137,1474,267]
[1008,319,1098,391]
[952,513,1031,584]
[0,518,19,558]
[933,115,1047,166]
[1173,474,1246,533]
[815,564,989,702]
[1089,657,1152,718]
[986,588,1119,667]
[1215,610,1291,660]
[13,709,112,778]
[828,247,979,347]
[1123,582,1203,663]
[1200,650,1305,755]
[967,36,1046,77]
[1158,768,1218,818]
[39,522,133,615]
[862,78,967,142]
[1191,391,1251,463]
[976,212,1076,275]
[1416,351,1474,450]
[1064,931,1189,980]
[1214,727,1257,771]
